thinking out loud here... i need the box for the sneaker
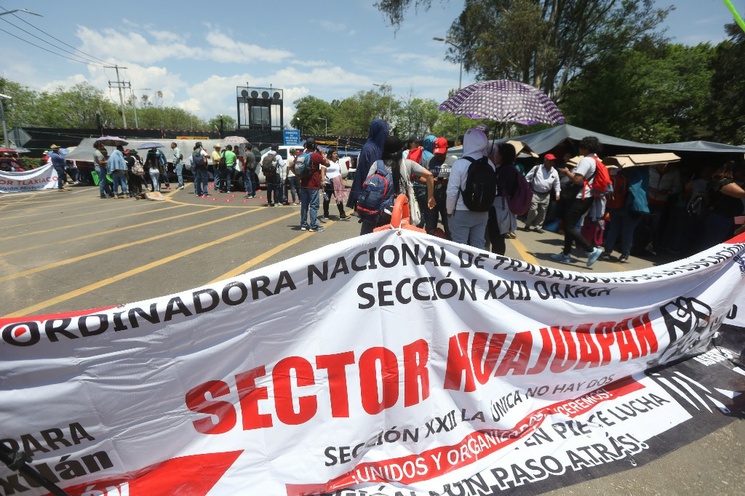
[178,186,185,190]
[618,255,629,263]
[309,227,325,232]
[300,226,308,231]
[507,231,517,239]
[340,216,351,221]
[586,247,603,267]
[550,253,573,264]
[534,227,544,234]
[599,253,613,262]
[243,195,251,199]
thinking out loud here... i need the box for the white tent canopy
[64,138,226,163]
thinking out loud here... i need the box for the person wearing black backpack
[445,127,496,249]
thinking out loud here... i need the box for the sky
[0,0,740,128]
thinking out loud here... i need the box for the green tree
[706,24,745,144]
[377,0,671,100]
[30,83,119,128]
[395,93,441,139]
[291,96,337,135]
[333,90,392,136]
[562,41,714,143]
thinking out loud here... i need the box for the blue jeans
[300,187,320,229]
[217,168,231,192]
[112,171,128,196]
[286,176,299,203]
[175,164,184,188]
[243,170,254,196]
[194,169,208,196]
[149,170,160,192]
[53,165,66,189]
[97,165,112,197]
[604,208,642,257]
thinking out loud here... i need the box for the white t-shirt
[323,159,342,183]
[574,155,597,199]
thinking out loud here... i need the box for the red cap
[434,137,449,154]
[544,153,556,161]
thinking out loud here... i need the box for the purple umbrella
[439,79,565,126]
[94,135,129,146]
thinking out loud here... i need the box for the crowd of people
[24,123,745,259]
[346,121,745,265]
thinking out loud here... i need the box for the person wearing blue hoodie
[347,118,389,217]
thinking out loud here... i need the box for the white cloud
[205,33,293,63]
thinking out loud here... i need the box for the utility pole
[106,65,131,128]
[0,93,10,148]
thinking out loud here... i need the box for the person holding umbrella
[146,148,163,192]
[107,144,129,198]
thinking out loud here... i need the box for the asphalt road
[1,184,743,494]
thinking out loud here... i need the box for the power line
[0,26,99,66]
[0,6,106,67]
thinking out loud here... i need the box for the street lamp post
[373,83,392,122]
[433,37,464,143]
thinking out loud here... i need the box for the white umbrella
[221,136,249,146]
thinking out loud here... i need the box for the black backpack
[192,150,206,170]
[460,156,497,212]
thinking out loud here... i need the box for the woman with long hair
[359,136,435,235]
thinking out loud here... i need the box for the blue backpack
[356,160,396,222]
[293,151,313,179]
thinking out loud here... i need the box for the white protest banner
[1,229,744,495]
[0,163,58,194]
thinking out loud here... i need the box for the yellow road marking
[0,208,255,283]
[509,236,539,266]
[3,204,188,240]
[3,212,298,317]
[209,222,334,282]
[0,206,223,256]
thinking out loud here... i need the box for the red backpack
[407,147,423,164]
[587,156,613,199]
